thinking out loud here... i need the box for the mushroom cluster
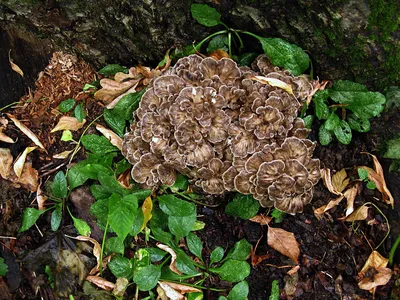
[122,54,321,214]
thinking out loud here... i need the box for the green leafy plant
[310,81,386,145]
[269,280,279,300]
[383,138,400,172]
[0,257,8,277]
[358,168,377,190]
[225,194,260,220]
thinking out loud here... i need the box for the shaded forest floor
[0,52,399,299]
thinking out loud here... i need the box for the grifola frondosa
[122,54,321,214]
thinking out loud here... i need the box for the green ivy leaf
[19,208,45,232]
[109,255,133,279]
[186,233,203,259]
[329,80,386,119]
[104,109,126,137]
[0,258,8,276]
[105,237,125,255]
[74,103,86,123]
[168,173,189,192]
[130,209,144,237]
[324,112,340,131]
[158,195,196,217]
[210,246,225,266]
[318,123,333,146]
[145,247,167,263]
[71,215,91,236]
[98,64,128,76]
[51,203,62,231]
[58,98,76,113]
[52,171,68,199]
[236,53,259,67]
[81,134,119,155]
[225,194,260,220]
[227,281,249,300]
[108,193,138,241]
[347,114,370,132]
[174,248,198,275]
[224,239,251,262]
[133,264,161,291]
[384,138,400,160]
[313,90,330,120]
[207,34,228,53]
[271,208,285,223]
[358,168,369,181]
[269,280,280,300]
[254,36,309,76]
[333,119,352,145]
[190,4,222,27]
[168,214,197,240]
[366,180,377,190]
[210,260,250,282]
[302,115,314,129]
[113,89,146,120]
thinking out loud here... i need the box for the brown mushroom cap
[122,54,321,214]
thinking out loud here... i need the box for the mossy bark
[0,0,398,104]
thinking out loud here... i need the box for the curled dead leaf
[340,205,370,222]
[36,183,47,210]
[358,250,392,294]
[117,169,132,189]
[106,84,138,109]
[95,124,122,150]
[13,146,36,178]
[13,162,38,192]
[321,168,340,195]
[361,153,394,208]
[158,281,201,299]
[268,226,300,264]
[208,49,230,60]
[342,183,360,217]
[53,149,75,159]
[85,276,115,291]
[157,243,182,275]
[331,169,350,194]
[249,214,272,225]
[51,116,86,133]
[68,235,102,271]
[94,78,138,104]
[306,80,329,106]
[0,148,13,179]
[7,114,45,150]
[0,128,15,143]
[8,50,24,77]
[251,75,294,95]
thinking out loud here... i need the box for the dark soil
[0,53,399,300]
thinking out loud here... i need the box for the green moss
[368,0,399,40]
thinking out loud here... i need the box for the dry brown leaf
[86,275,115,291]
[251,75,294,95]
[96,124,122,150]
[106,83,138,109]
[53,149,75,159]
[249,214,272,225]
[324,195,345,212]
[13,146,36,178]
[342,183,359,217]
[313,205,327,216]
[117,169,132,189]
[0,117,8,127]
[51,116,86,133]
[0,148,13,179]
[160,281,201,294]
[15,162,38,192]
[157,282,185,300]
[208,49,230,60]
[69,235,102,270]
[361,153,394,208]
[268,226,299,264]
[36,183,47,210]
[0,128,15,143]
[7,114,45,150]
[331,169,350,194]
[321,168,340,195]
[94,79,137,104]
[8,50,24,77]
[306,80,329,106]
[341,205,370,222]
[113,277,129,297]
[358,251,392,294]
[157,243,182,275]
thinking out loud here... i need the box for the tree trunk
[0,0,398,105]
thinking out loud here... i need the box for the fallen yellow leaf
[141,196,153,231]
[251,75,294,95]
[51,116,86,133]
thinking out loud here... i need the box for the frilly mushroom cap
[122,54,321,214]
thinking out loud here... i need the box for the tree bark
[0,0,399,105]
